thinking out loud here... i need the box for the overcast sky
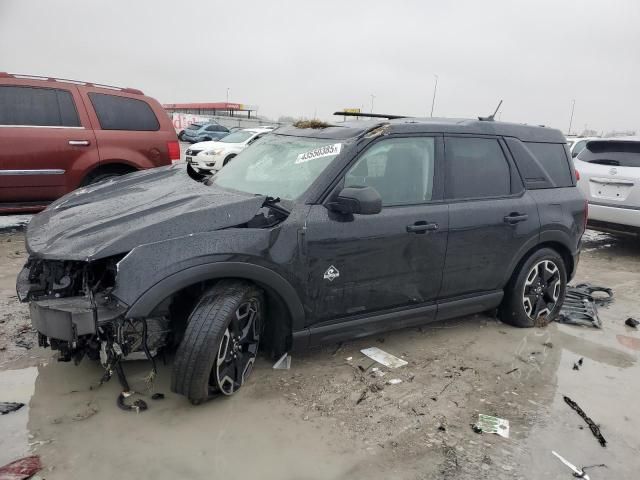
[1,0,638,133]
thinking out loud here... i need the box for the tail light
[575,169,580,181]
[167,141,180,163]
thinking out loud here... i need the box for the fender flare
[124,262,306,329]
[502,229,577,286]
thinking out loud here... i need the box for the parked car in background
[566,136,598,158]
[185,127,272,172]
[180,122,229,143]
[19,117,586,404]
[575,137,640,236]
[0,72,179,213]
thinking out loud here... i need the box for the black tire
[500,248,567,328]
[178,131,185,141]
[223,154,236,166]
[203,137,212,142]
[171,280,263,404]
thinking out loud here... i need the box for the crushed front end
[16,256,169,368]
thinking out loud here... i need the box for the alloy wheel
[213,299,261,395]
[522,260,561,320]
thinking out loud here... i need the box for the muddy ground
[0,224,639,479]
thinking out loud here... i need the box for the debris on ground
[473,414,510,438]
[272,352,291,370]
[557,283,613,328]
[552,450,592,479]
[356,390,368,405]
[151,393,165,400]
[564,395,607,447]
[360,347,408,368]
[0,455,42,480]
[117,391,148,413]
[0,401,24,415]
[543,342,553,348]
[625,317,639,328]
[505,367,519,375]
[386,378,402,385]
[573,357,584,371]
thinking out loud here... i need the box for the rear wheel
[500,248,566,328]
[171,281,263,404]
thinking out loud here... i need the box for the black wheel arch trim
[124,262,305,330]
[502,229,577,287]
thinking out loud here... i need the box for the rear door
[0,83,98,203]
[440,135,539,300]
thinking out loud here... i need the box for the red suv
[0,73,180,213]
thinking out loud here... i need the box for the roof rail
[0,73,144,95]
[334,111,408,120]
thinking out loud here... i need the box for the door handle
[504,213,529,224]
[68,140,90,146]
[407,222,439,233]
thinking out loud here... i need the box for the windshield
[213,135,344,200]
[219,130,255,143]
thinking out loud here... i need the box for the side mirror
[327,186,382,215]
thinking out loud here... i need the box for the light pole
[568,99,575,136]
[370,94,376,113]
[226,88,230,104]
[430,75,438,117]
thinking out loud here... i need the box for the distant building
[163,102,258,118]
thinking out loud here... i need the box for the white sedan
[185,128,273,173]
[575,137,640,236]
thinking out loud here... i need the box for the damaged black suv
[17,117,586,404]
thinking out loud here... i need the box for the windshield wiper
[262,196,290,216]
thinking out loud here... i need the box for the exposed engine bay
[18,256,170,406]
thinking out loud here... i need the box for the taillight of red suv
[167,141,180,163]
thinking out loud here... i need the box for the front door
[304,135,448,328]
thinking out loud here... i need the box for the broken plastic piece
[272,353,291,370]
[360,347,408,368]
[551,451,590,480]
[151,393,165,400]
[625,318,639,328]
[0,455,42,480]
[0,401,24,415]
[475,414,509,438]
[557,284,613,328]
[387,378,402,385]
[564,395,606,447]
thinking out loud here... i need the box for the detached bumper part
[30,296,126,342]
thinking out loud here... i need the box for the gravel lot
[0,224,638,479]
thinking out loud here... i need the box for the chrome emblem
[609,167,618,175]
[323,265,340,282]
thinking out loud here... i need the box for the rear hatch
[574,139,640,208]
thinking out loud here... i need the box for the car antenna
[478,100,503,121]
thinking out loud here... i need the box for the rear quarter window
[523,142,574,187]
[88,92,159,131]
[0,85,80,127]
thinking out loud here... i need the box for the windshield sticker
[296,143,342,164]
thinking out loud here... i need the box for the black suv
[17,118,586,404]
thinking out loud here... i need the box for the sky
[1,0,638,134]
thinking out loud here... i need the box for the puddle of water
[0,215,32,233]
[0,367,38,466]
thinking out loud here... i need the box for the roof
[0,72,143,95]
[276,117,566,143]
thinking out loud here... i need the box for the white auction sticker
[296,143,342,164]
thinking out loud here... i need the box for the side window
[215,125,227,132]
[344,137,435,206]
[0,85,80,127]
[88,93,159,131]
[205,125,217,131]
[524,142,573,187]
[445,137,510,199]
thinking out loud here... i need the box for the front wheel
[171,281,263,404]
[500,248,567,328]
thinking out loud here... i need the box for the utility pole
[226,88,230,103]
[430,75,438,117]
[370,94,376,113]
[568,99,575,135]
